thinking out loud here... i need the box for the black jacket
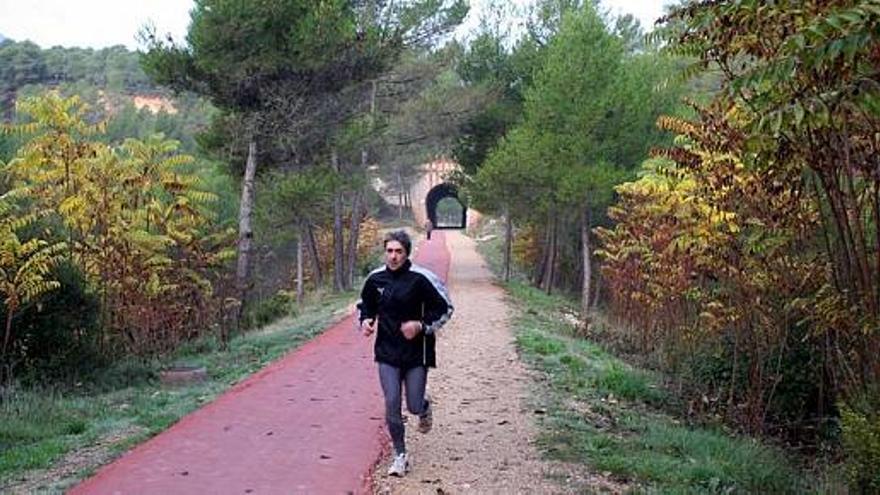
[357,259,453,368]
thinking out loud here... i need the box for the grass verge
[472,229,808,494]
[0,290,356,492]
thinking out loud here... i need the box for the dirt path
[374,231,579,494]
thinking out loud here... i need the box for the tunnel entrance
[425,183,466,229]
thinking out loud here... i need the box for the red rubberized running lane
[72,231,450,495]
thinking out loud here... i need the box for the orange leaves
[656,115,698,138]
[597,103,825,431]
[312,216,381,287]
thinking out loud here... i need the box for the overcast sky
[0,0,669,51]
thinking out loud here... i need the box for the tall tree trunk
[833,180,864,296]
[874,180,880,310]
[346,186,363,290]
[842,166,875,315]
[332,150,345,292]
[349,150,371,282]
[345,83,376,289]
[535,220,550,287]
[236,139,258,319]
[591,272,602,309]
[840,125,876,315]
[541,212,557,294]
[503,206,512,282]
[397,170,404,220]
[581,206,592,320]
[305,222,323,287]
[2,309,13,359]
[729,329,739,408]
[296,228,304,305]
[813,176,844,290]
[548,220,557,295]
[821,172,858,295]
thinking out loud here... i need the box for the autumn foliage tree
[597,1,880,488]
[3,93,233,357]
[597,104,823,432]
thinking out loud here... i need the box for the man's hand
[400,320,423,340]
[361,318,377,337]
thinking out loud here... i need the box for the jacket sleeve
[419,271,453,335]
[357,275,378,323]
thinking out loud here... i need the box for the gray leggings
[378,362,429,455]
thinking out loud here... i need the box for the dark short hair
[383,230,412,255]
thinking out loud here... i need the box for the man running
[357,230,453,477]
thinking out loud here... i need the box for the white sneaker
[387,452,409,477]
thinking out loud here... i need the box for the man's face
[384,240,408,271]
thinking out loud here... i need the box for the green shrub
[672,324,826,437]
[244,291,295,329]
[9,263,102,384]
[517,330,565,356]
[90,357,157,390]
[595,363,664,404]
[841,399,880,493]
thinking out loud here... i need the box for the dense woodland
[0,0,878,491]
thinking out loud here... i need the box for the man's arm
[356,276,379,335]
[414,268,453,335]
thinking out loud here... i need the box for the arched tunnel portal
[425,183,467,229]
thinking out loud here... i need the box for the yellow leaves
[209,246,237,264]
[145,272,179,297]
[0,93,233,355]
[0,213,67,315]
[708,209,737,227]
[161,154,195,169]
[128,230,175,251]
[2,122,40,136]
[19,280,62,304]
[180,267,213,296]
[59,196,88,218]
[657,115,698,137]
[14,93,96,139]
[161,175,196,196]
[186,190,218,205]
[0,244,14,268]
[601,103,820,360]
